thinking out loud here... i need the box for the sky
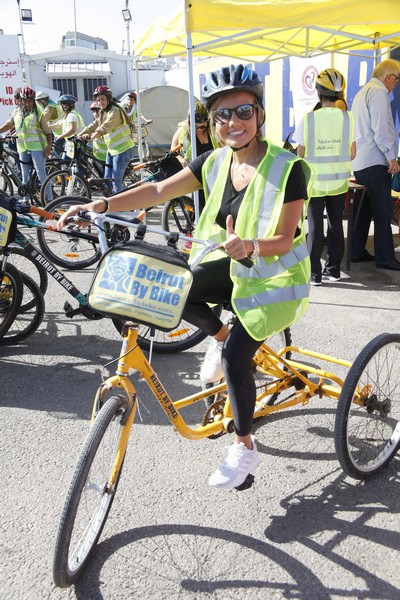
[2,0,180,55]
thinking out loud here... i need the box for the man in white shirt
[351,58,400,270]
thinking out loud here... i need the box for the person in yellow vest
[171,101,220,214]
[89,101,107,173]
[80,86,134,193]
[51,94,84,161]
[294,68,356,285]
[0,86,52,205]
[35,90,64,156]
[171,102,219,166]
[57,64,312,490]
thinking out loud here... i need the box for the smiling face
[211,91,260,149]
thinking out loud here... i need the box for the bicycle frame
[91,320,352,489]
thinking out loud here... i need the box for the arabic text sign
[0,36,24,124]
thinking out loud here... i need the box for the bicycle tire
[0,171,14,195]
[0,264,23,338]
[40,169,91,206]
[3,246,49,299]
[161,196,195,251]
[334,332,400,480]
[0,272,45,344]
[112,304,223,353]
[36,196,101,270]
[53,395,128,588]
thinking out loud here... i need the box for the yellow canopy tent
[133,0,400,215]
[134,0,400,62]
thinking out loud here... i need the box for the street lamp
[16,1,33,55]
[122,7,132,55]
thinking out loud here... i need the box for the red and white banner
[290,56,331,128]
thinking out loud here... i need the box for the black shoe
[351,252,375,263]
[376,261,400,271]
[310,274,322,286]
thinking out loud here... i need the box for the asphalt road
[1,223,399,600]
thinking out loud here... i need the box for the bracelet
[99,199,109,213]
[249,239,260,260]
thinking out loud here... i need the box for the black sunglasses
[211,103,258,124]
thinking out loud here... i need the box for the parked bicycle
[36,146,193,269]
[52,209,400,588]
[0,194,216,352]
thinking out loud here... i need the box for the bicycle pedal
[235,473,255,491]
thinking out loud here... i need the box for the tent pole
[186,32,200,223]
[135,60,144,162]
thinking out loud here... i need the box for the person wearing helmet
[120,91,152,127]
[57,64,312,489]
[50,94,84,159]
[35,91,64,156]
[350,58,400,270]
[89,102,107,167]
[171,102,219,166]
[294,68,357,285]
[80,86,134,193]
[0,86,52,204]
[171,102,219,215]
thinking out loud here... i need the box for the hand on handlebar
[56,198,105,230]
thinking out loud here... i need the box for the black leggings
[182,258,262,436]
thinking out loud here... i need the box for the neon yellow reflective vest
[46,98,63,136]
[190,143,313,341]
[103,106,134,156]
[303,108,354,197]
[14,107,47,153]
[178,125,218,161]
[92,136,108,161]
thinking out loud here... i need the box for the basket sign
[88,247,193,331]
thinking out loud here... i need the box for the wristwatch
[249,239,260,259]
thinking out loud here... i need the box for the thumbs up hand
[222,214,248,260]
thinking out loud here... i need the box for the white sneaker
[395,246,400,254]
[208,436,259,489]
[200,338,224,384]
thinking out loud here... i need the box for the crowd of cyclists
[0,85,155,203]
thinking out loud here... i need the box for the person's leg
[323,193,345,278]
[30,149,52,200]
[351,169,373,260]
[362,165,396,266]
[104,153,113,194]
[111,147,134,193]
[307,196,325,282]
[18,150,31,186]
[208,319,261,489]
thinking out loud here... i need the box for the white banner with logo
[0,36,24,125]
[290,56,331,128]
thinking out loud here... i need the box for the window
[83,78,108,101]
[52,79,77,98]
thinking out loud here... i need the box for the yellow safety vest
[92,136,108,161]
[304,108,353,197]
[14,107,47,153]
[46,99,63,136]
[190,143,313,341]
[178,125,218,161]
[103,106,134,156]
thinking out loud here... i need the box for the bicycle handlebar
[132,145,182,172]
[76,209,253,269]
